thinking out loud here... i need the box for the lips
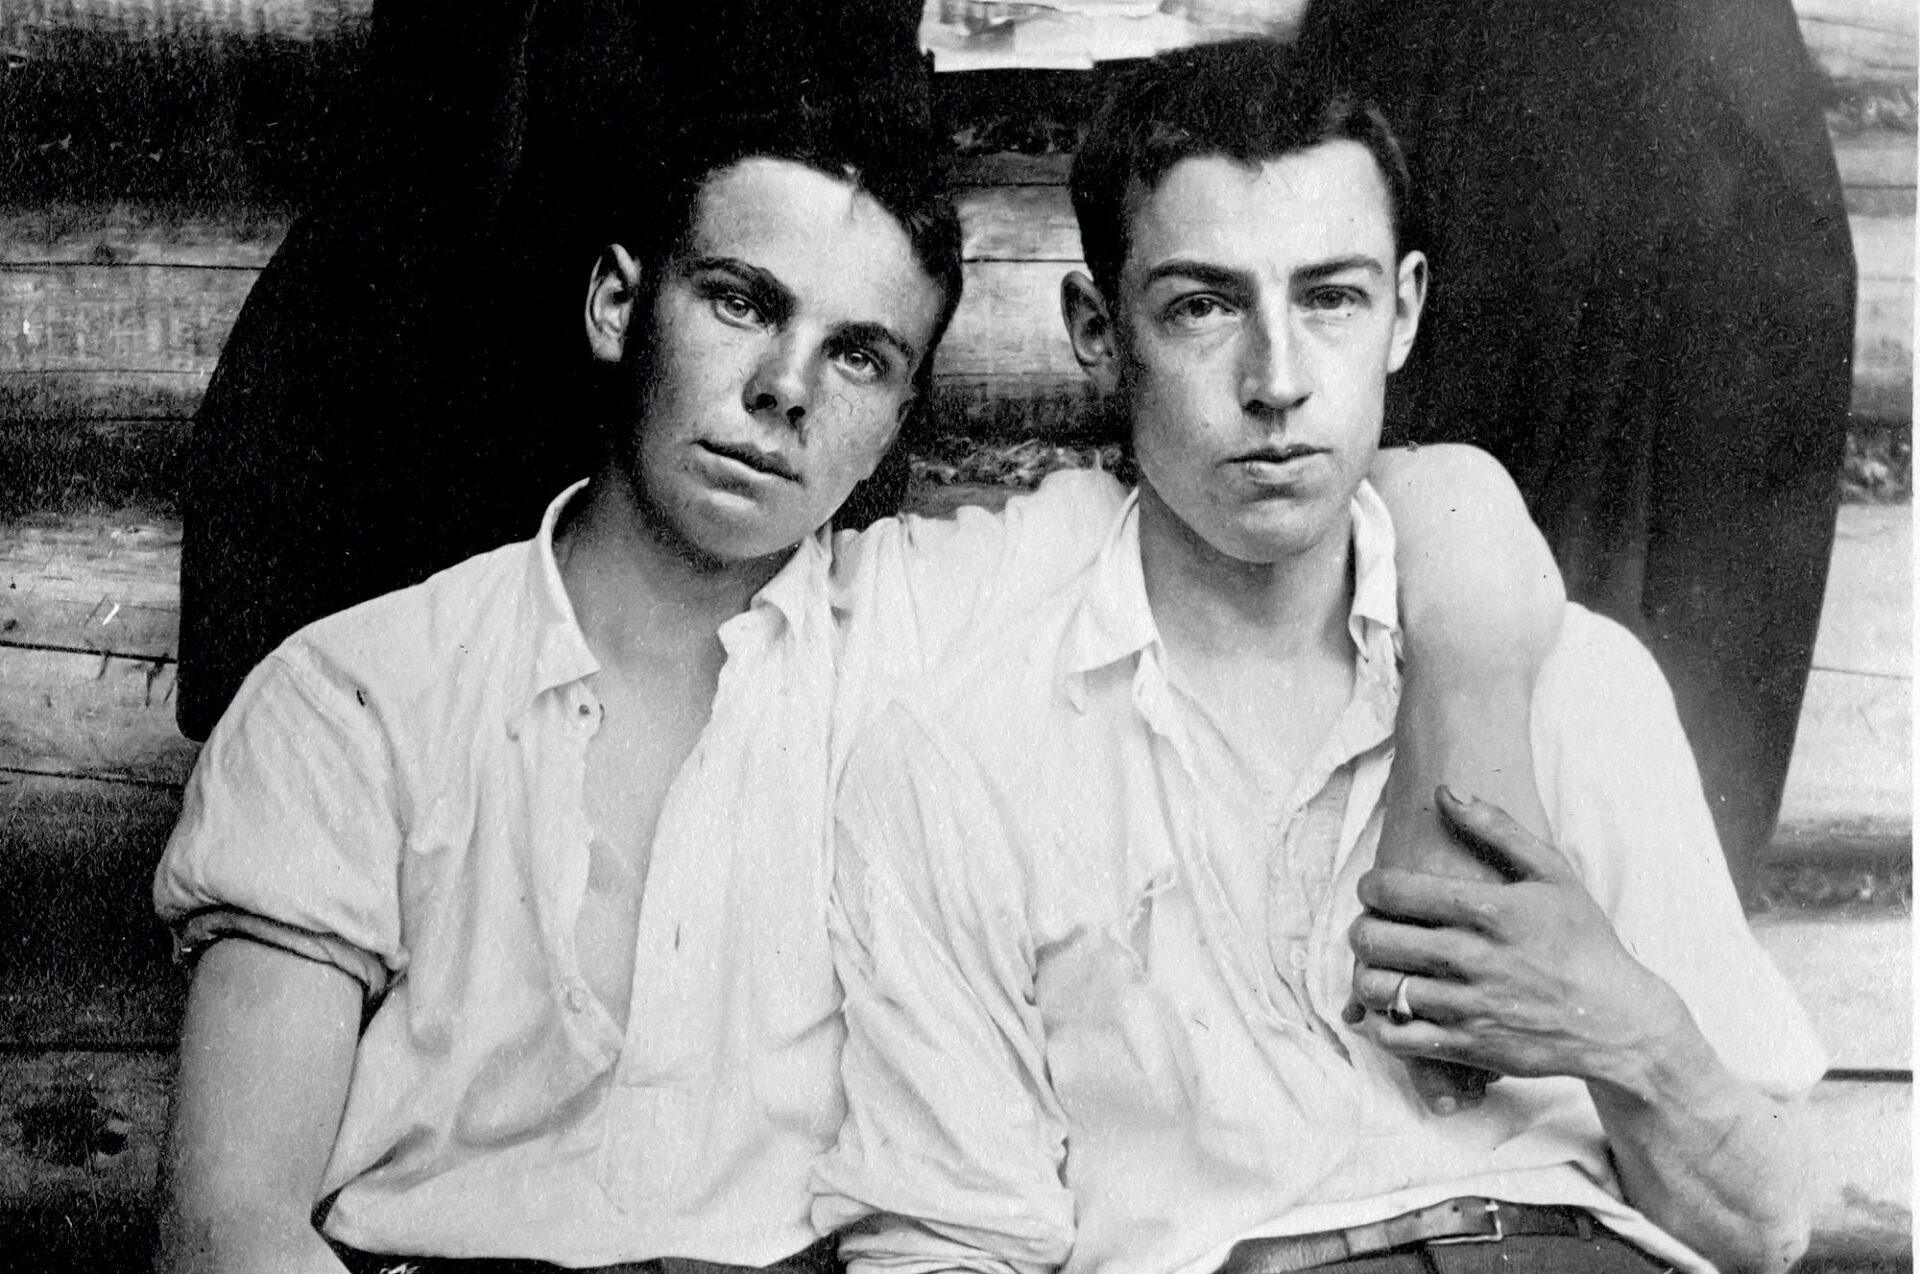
[698,440,800,483]
[1230,443,1325,466]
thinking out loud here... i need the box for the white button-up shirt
[154,471,1129,1264]
[157,481,846,1264]
[813,481,1827,1274]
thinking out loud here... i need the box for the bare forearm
[157,939,361,1274]
[1588,1004,1812,1274]
[1381,674,1544,877]
[1373,442,1560,878]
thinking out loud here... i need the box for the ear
[1062,270,1123,398]
[585,243,645,365]
[1386,250,1427,374]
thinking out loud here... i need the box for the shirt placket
[548,680,626,1069]
[1133,654,1295,1039]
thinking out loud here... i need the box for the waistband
[1217,1198,1668,1274]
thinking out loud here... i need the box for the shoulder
[277,540,530,697]
[835,468,1125,591]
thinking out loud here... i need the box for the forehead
[686,157,945,353]
[1121,142,1397,285]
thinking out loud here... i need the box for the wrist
[1585,982,1719,1108]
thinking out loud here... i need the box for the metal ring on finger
[1387,973,1417,1025]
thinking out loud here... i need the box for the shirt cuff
[171,907,390,1001]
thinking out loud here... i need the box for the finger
[1356,867,1503,930]
[1350,910,1488,981]
[1436,786,1575,885]
[1350,965,1408,1016]
[1349,967,1473,1025]
[1350,1012,1464,1060]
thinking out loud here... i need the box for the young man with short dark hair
[153,105,962,1274]
[814,41,1821,1274]
[156,71,1575,1274]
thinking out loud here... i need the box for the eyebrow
[1140,254,1387,291]
[686,255,794,324]
[838,320,920,370]
[685,255,920,369]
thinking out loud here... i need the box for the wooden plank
[1,418,188,520]
[1833,130,1918,196]
[938,260,1081,381]
[0,202,290,269]
[1851,213,1915,283]
[1,517,181,662]
[1798,0,1919,89]
[0,774,185,1048]
[1853,273,1914,422]
[0,1049,172,1273]
[1813,504,1910,680]
[0,645,196,786]
[1803,1079,1914,1264]
[2,0,370,42]
[960,184,1080,262]
[0,370,206,422]
[1777,666,1912,846]
[1753,911,1912,1071]
[0,264,256,376]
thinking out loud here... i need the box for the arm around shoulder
[156,938,362,1274]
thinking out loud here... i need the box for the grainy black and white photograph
[0,2,1911,1271]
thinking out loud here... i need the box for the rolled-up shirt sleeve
[1538,612,1829,1098]
[153,646,406,998]
[813,701,1074,1274]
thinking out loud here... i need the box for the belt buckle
[1428,1200,1505,1246]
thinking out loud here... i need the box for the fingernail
[1437,783,1468,805]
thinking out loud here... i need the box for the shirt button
[566,985,589,1012]
[1289,944,1310,971]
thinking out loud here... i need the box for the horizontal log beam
[0,774,184,1048]
[1,203,1906,430]
[3,419,189,521]
[0,644,196,785]
[3,0,370,43]
[1,516,181,662]
[1753,912,1912,1070]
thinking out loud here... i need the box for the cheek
[819,391,905,474]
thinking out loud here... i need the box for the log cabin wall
[0,2,1912,1269]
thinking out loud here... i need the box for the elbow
[1699,1198,1812,1274]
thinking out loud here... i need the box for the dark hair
[611,101,966,529]
[1070,38,1416,304]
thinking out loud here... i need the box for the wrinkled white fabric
[814,483,1827,1274]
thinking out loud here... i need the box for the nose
[744,334,810,431]
[1240,312,1312,415]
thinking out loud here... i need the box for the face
[589,157,946,564]
[1067,141,1425,566]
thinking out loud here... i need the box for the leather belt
[1218,1197,1593,1274]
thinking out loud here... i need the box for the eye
[713,289,763,325]
[1163,293,1235,329]
[1303,285,1364,316]
[836,346,887,383]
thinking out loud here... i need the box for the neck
[1136,482,1353,665]
[555,467,792,668]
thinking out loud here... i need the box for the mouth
[1229,443,1325,468]
[697,440,800,484]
